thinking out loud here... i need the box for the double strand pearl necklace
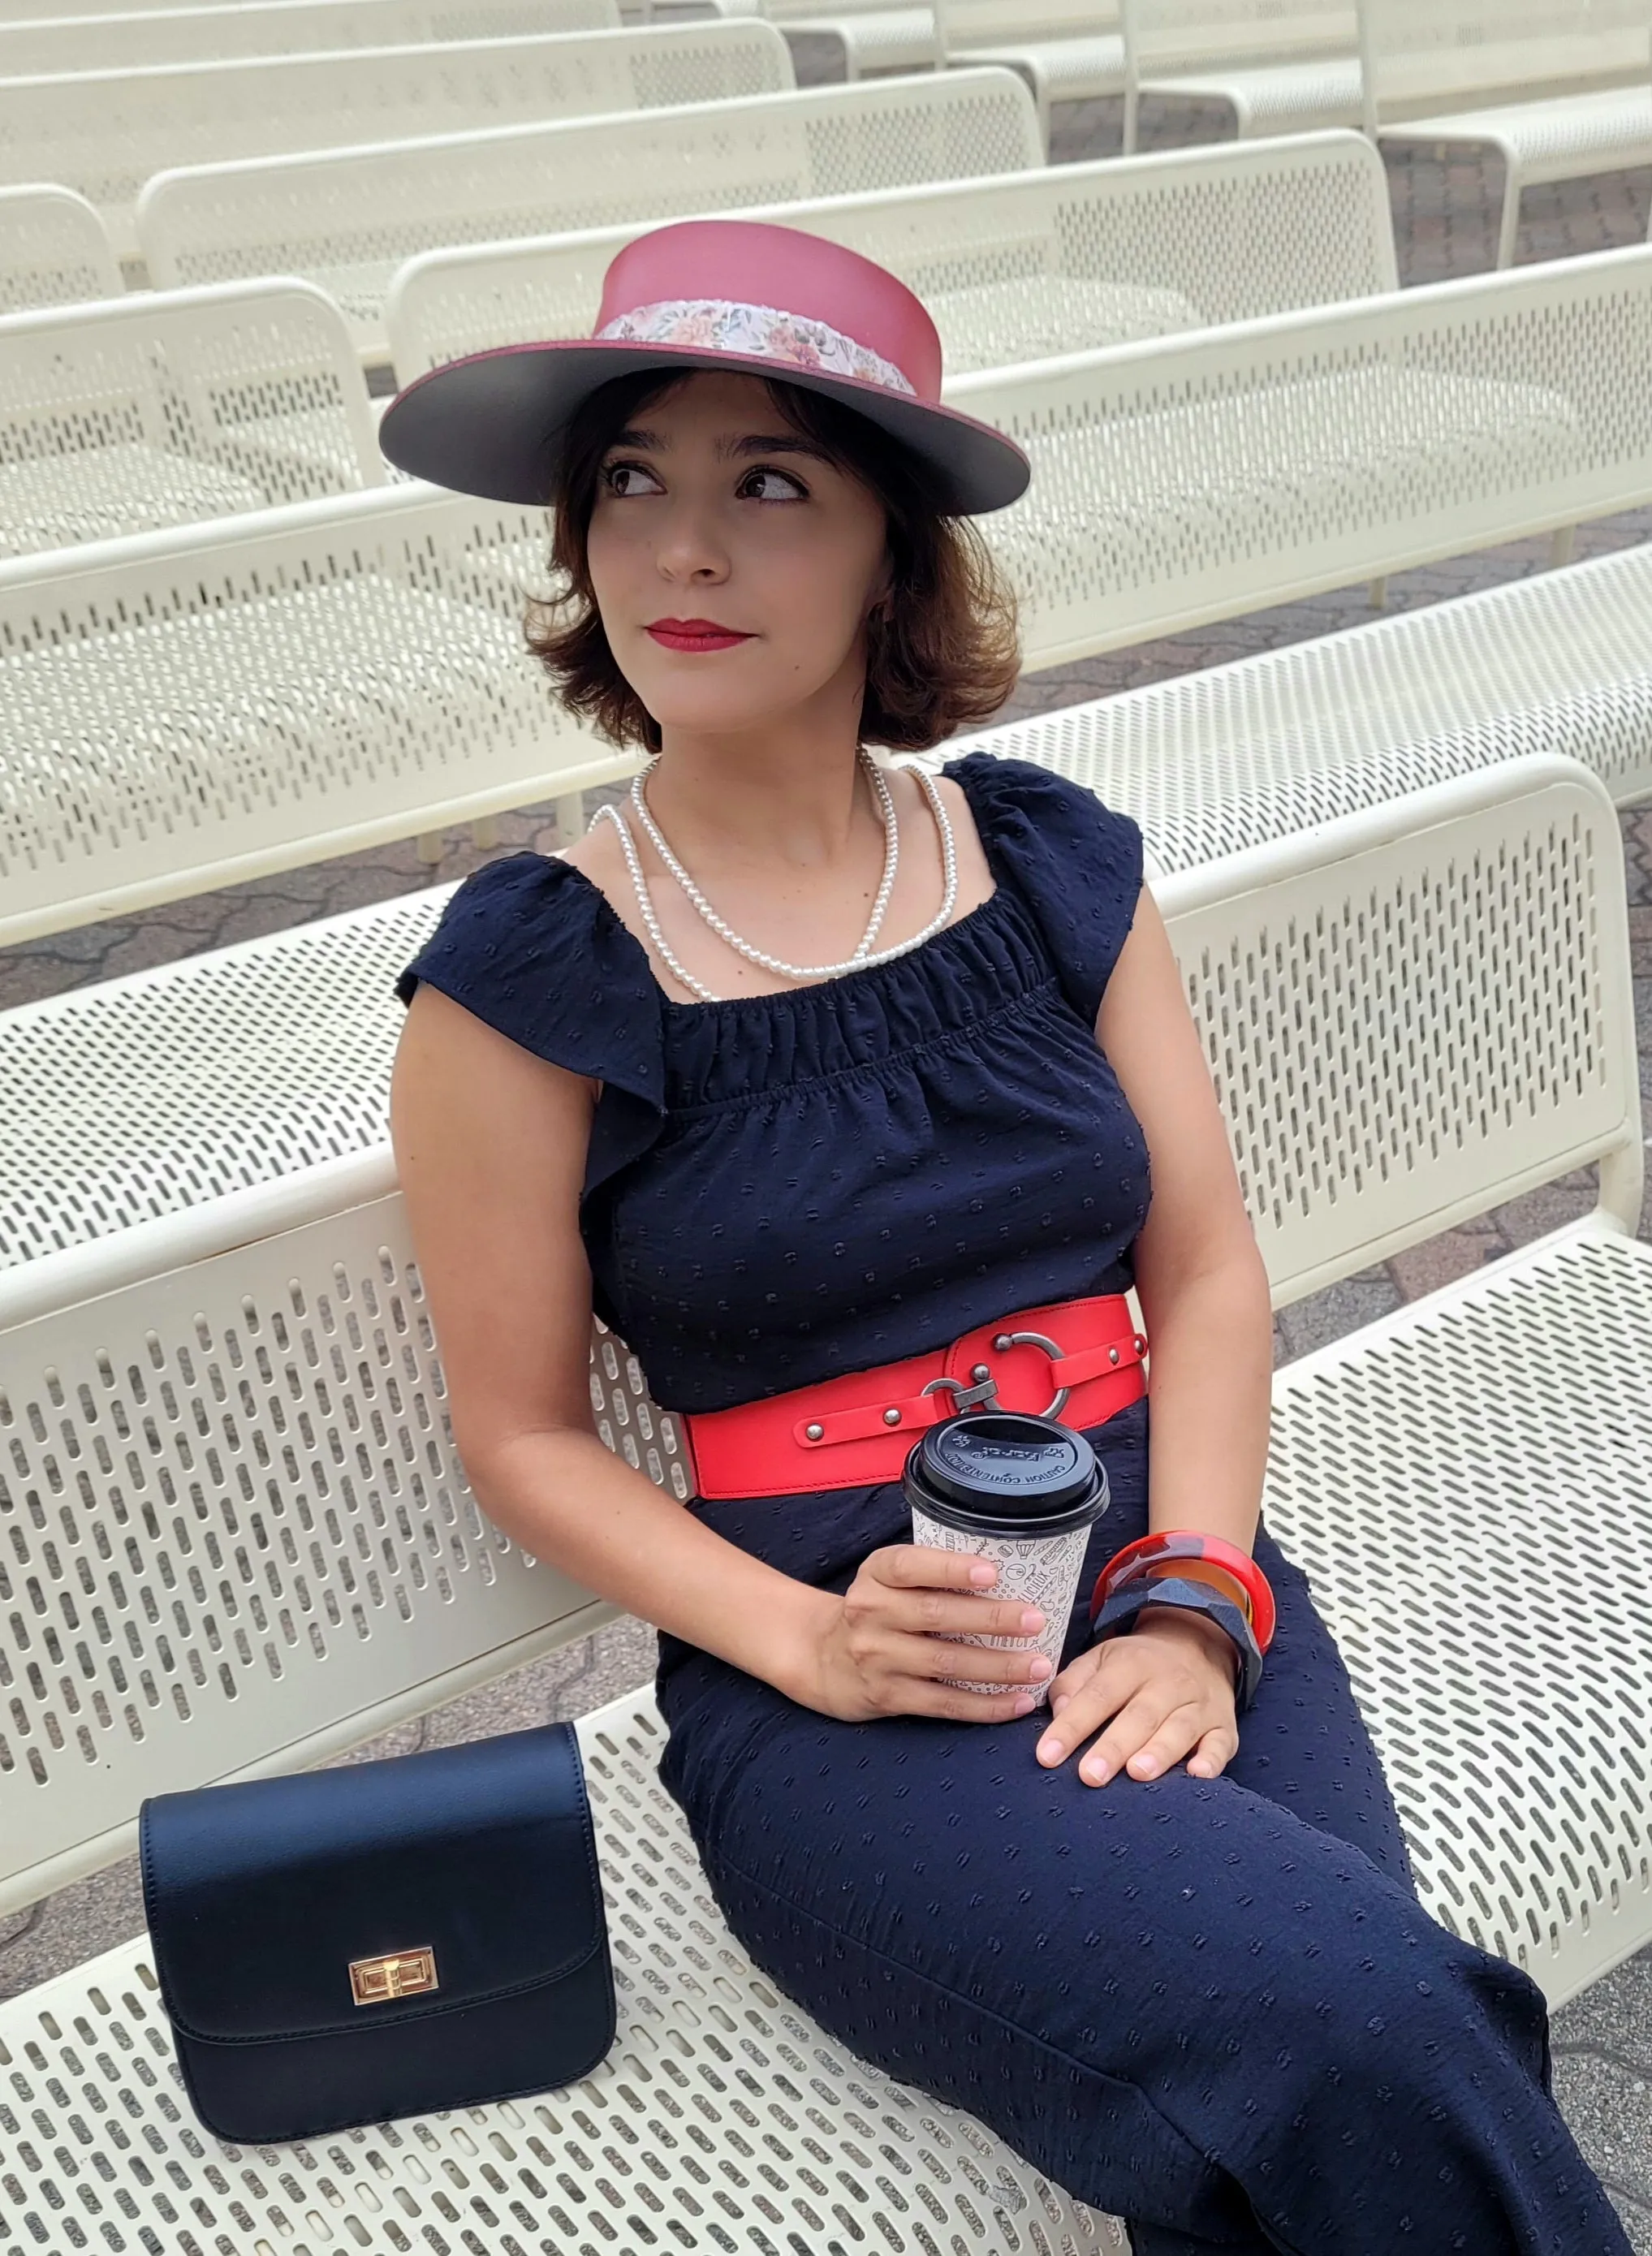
[593,752,959,1005]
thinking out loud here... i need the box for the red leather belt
[683,1292,1148,1500]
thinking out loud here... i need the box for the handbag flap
[140,1723,605,2046]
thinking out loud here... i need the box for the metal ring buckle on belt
[920,1329,1072,1421]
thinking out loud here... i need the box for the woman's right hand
[799,1545,1054,1723]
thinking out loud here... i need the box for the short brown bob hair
[526,369,1020,755]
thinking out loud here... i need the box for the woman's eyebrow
[607,425,664,451]
[719,432,830,463]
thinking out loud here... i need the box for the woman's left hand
[1036,1609,1240,1786]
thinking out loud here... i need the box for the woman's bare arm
[390,983,1046,1719]
[1097,885,1274,1556]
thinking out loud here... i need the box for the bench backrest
[1124,0,1355,80]
[0,753,1632,1913]
[0,19,792,258]
[0,482,637,950]
[953,241,1652,671]
[387,128,1395,380]
[138,66,1041,352]
[0,0,619,79]
[0,279,386,555]
[940,0,1119,41]
[1357,0,1652,134]
[0,183,122,315]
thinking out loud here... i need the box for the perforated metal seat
[386,128,1397,381]
[1124,0,1358,149]
[0,484,640,952]
[0,16,793,260]
[952,242,1652,670]
[937,1,1126,149]
[0,1692,1128,2256]
[0,0,619,80]
[0,765,1643,2253]
[0,281,386,555]
[0,184,123,316]
[138,64,1042,360]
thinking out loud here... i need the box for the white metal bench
[0,183,122,313]
[1134,0,1652,167]
[0,0,620,79]
[641,0,944,84]
[0,17,793,261]
[1120,0,1359,145]
[0,279,387,554]
[15,517,1652,1277]
[0,756,1643,2256]
[1365,0,1652,270]
[955,240,1652,670]
[938,0,1124,153]
[386,127,1397,381]
[0,482,639,951]
[138,65,1042,361]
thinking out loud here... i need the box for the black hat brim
[377,338,1031,517]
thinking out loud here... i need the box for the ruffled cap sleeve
[395,852,664,1198]
[946,752,1145,1027]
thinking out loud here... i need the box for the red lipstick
[645,618,754,653]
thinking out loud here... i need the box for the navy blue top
[394,754,1151,1413]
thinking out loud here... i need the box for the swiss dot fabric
[395,753,1151,1411]
[395,753,1630,2254]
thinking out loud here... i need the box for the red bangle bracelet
[1089,1530,1276,1652]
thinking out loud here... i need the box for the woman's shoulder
[394,849,662,1089]
[942,750,1144,875]
[940,751,1146,1024]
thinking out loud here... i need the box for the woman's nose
[655,499,730,584]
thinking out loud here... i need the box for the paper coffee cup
[904,1412,1111,1705]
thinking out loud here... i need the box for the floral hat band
[377,218,1031,515]
[594,297,918,399]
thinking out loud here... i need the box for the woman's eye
[603,461,663,498]
[738,466,808,502]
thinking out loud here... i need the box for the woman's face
[584,370,891,741]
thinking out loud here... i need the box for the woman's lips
[645,619,754,653]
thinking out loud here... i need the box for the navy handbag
[140,1722,616,2144]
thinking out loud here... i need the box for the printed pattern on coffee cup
[908,1510,1092,1706]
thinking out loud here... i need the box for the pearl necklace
[593,754,959,1005]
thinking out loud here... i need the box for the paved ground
[4,93,1652,2245]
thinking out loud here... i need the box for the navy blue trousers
[656,1398,1631,2254]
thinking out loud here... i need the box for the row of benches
[5,231,1649,951]
[2,752,1648,2252]
[1,128,1400,554]
[6,0,1652,298]
[0,14,796,261]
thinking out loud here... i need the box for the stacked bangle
[1087,1532,1275,1713]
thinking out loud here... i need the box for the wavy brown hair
[525,369,1020,754]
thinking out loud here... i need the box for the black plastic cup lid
[904,1413,1109,1540]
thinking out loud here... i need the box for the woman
[379,220,1629,2255]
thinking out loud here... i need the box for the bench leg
[1368,576,1388,610]
[554,790,586,843]
[1549,525,1577,570]
[415,830,444,865]
[470,815,500,851]
[1497,169,1523,269]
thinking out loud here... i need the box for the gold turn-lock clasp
[349,1945,439,2006]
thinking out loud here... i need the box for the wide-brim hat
[377,218,1030,517]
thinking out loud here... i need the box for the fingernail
[1050,1692,1070,1715]
[1019,1608,1046,1634]
[1011,1693,1036,1716]
[969,1562,998,1586]
[1037,1737,1063,1762]
[1133,1756,1158,1777]
[1028,1655,1053,1680]
[1082,1758,1111,1785]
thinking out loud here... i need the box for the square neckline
[556,757,1007,1016]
